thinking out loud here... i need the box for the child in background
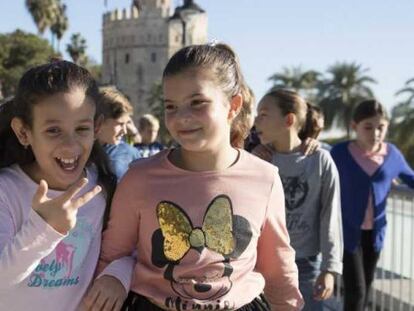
[330,99,414,311]
[0,61,117,310]
[134,114,164,158]
[299,103,331,151]
[255,89,343,311]
[84,43,303,311]
[125,116,142,145]
[97,87,141,181]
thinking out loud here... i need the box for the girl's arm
[396,148,414,188]
[83,173,140,310]
[0,179,100,288]
[97,172,140,274]
[0,204,65,288]
[314,152,343,300]
[255,173,303,311]
[319,153,343,275]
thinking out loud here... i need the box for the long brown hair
[264,89,323,140]
[163,43,250,148]
[0,61,116,229]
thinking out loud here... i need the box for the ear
[351,121,357,131]
[10,117,31,147]
[228,94,243,121]
[285,113,296,128]
[94,114,104,136]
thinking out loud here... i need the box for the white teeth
[57,156,79,164]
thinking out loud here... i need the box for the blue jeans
[296,255,323,311]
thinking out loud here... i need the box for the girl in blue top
[330,99,414,311]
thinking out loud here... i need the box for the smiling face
[98,113,130,145]
[352,114,389,150]
[255,95,288,145]
[163,68,233,153]
[15,88,96,190]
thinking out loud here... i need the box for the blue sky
[1,0,414,111]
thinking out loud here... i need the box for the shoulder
[0,165,26,186]
[331,141,349,152]
[330,140,351,158]
[386,142,401,155]
[128,149,169,173]
[314,148,334,163]
[239,150,280,179]
[0,165,28,203]
[118,142,140,155]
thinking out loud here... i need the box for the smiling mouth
[55,156,80,171]
[179,128,201,135]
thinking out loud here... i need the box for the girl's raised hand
[301,137,320,155]
[252,144,273,162]
[32,178,102,234]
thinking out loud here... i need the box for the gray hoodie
[271,149,343,274]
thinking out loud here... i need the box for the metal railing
[371,185,414,311]
[325,185,414,311]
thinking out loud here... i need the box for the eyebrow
[164,93,205,103]
[43,118,94,125]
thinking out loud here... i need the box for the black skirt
[122,291,271,311]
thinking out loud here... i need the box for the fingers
[72,185,102,210]
[113,299,124,311]
[313,283,333,301]
[91,294,111,311]
[82,287,100,310]
[61,178,89,202]
[321,286,333,300]
[32,179,49,206]
[313,283,325,300]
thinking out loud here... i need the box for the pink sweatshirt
[98,149,303,310]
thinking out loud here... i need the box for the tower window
[151,52,157,63]
[125,53,130,64]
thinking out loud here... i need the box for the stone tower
[102,0,208,119]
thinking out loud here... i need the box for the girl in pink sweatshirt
[85,43,303,311]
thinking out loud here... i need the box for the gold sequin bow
[156,195,235,262]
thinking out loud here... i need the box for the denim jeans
[296,255,323,311]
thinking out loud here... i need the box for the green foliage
[268,66,321,102]
[66,33,87,65]
[389,78,414,167]
[0,29,56,97]
[147,81,171,144]
[317,62,376,137]
[50,1,68,52]
[26,0,60,35]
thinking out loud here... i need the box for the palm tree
[268,66,321,101]
[50,1,68,52]
[389,78,414,164]
[66,33,87,65]
[318,62,376,137]
[25,0,59,35]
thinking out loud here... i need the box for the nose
[176,106,192,124]
[121,124,127,135]
[60,133,82,153]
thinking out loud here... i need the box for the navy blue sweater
[331,141,414,253]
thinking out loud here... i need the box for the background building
[102,0,208,119]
